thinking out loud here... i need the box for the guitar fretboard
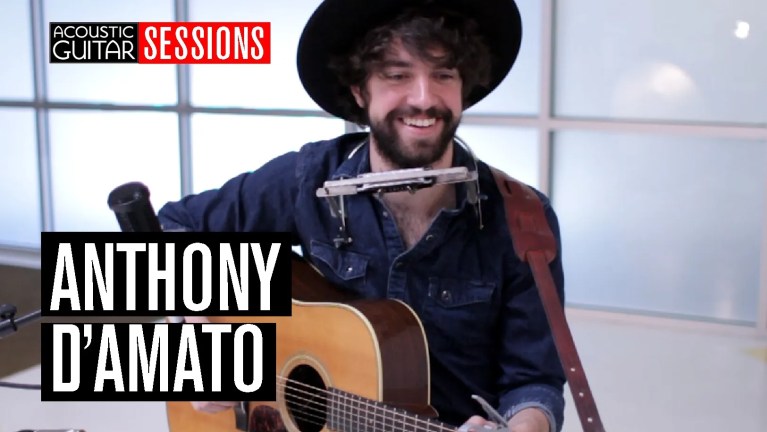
[326,388,452,432]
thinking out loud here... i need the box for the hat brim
[297,0,522,121]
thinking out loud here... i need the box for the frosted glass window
[188,0,323,110]
[554,0,767,124]
[0,109,41,247]
[552,131,767,324]
[0,1,34,99]
[45,0,176,105]
[191,114,345,192]
[456,125,539,189]
[466,0,541,115]
[48,111,180,232]
[188,0,540,113]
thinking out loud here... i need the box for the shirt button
[425,234,434,242]
[440,290,452,303]
[394,262,403,269]
[346,266,354,273]
[382,211,389,218]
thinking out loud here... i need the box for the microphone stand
[0,304,43,339]
[0,304,44,390]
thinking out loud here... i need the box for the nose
[407,74,438,110]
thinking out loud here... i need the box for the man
[158,1,566,431]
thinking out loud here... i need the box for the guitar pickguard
[249,406,287,432]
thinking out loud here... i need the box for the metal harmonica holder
[315,166,480,247]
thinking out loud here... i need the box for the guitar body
[166,256,435,432]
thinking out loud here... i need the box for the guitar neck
[327,388,454,432]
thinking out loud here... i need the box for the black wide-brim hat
[297,0,523,121]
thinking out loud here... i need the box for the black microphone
[107,182,163,233]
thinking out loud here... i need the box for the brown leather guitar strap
[491,167,606,432]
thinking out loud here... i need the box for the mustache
[386,106,453,122]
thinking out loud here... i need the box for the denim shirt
[157,132,566,430]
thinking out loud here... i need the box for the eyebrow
[380,59,413,69]
[379,58,455,70]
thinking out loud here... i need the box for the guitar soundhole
[285,365,327,432]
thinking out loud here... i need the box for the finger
[184,316,211,324]
[459,424,496,432]
[466,416,486,424]
[458,416,497,432]
[191,401,238,413]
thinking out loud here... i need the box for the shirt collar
[330,134,370,180]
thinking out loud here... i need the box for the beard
[368,105,460,169]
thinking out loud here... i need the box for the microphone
[107,182,162,233]
[107,184,187,325]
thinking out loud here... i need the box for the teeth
[403,118,436,127]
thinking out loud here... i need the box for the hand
[458,407,550,432]
[458,415,501,432]
[180,318,235,414]
[184,316,211,324]
[190,401,238,414]
[184,318,234,414]
[505,407,550,432]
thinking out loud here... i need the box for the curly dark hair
[329,7,493,125]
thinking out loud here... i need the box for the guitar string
[276,375,452,432]
[275,379,369,428]
[276,385,441,432]
[257,384,452,432]
[284,406,414,432]
[219,373,453,432]
[280,404,328,431]
[275,379,368,431]
[274,376,455,432]
[280,379,329,428]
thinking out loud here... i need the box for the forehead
[379,38,451,67]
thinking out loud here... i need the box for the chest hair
[384,187,456,249]
[390,210,433,249]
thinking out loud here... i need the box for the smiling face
[351,39,463,169]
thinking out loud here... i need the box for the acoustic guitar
[166,254,455,432]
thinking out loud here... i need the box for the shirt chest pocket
[309,240,369,293]
[423,277,498,348]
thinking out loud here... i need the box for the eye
[385,72,406,81]
[435,70,458,81]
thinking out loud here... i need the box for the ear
[350,85,365,108]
